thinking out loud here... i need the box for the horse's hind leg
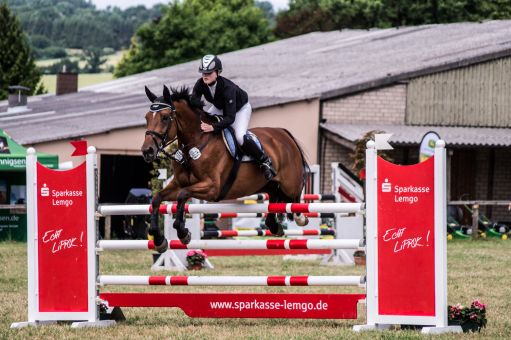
[264,186,284,236]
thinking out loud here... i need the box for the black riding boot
[242,135,277,181]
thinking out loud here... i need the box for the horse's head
[141,85,177,162]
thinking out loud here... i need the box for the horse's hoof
[178,229,191,244]
[154,238,168,253]
[295,214,309,227]
[268,224,284,237]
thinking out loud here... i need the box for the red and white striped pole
[98,275,364,286]
[98,202,363,216]
[201,229,335,238]
[97,239,363,251]
[236,193,336,202]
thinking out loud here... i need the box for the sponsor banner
[100,293,366,319]
[37,162,88,312]
[377,156,436,316]
[419,131,440,163]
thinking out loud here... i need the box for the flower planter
[449,319,482,333]
[461,321,482,333]
[354,256,366,266]
[188,264,203,270]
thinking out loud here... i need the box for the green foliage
[39,58,80,74]
[35,46,67,59]
[0,3,45,100]
[350,130,393,178]
[256,1,276,27]
[275,0,511,38]
[115,0,273,77]
[7,0,162,53]
[82,48,107,74]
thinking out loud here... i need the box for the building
[1,21,510,221]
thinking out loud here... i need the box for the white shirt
[208,82,217,98]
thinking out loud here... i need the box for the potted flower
[353,250,366,266]
[186,249,207,270]
[448,300,487,332]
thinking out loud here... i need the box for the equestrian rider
[192,54,276,181]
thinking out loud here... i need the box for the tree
[275,0,511,38]
[0,3,44,100]
[114,0,273,77]
[82,48,107,73]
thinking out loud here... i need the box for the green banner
[0,129,58,171]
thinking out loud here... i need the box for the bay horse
[142,85,310,253]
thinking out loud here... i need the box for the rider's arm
[211,86,236,132]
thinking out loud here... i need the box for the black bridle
[145,101,215,165]
[145,102,180,161]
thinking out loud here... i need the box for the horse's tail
[281,128,310,194]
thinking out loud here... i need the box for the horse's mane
[170,86,204,111]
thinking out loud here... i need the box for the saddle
[208,114,263,162]
[221,128,262,162]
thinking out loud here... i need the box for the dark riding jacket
[192,76,248,132]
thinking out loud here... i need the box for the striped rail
[201,229,335,238]
[98,275,364,286]
[237,194,336,202]
[98,202,363,216]
[97,239,363,251]
[203,212,335,219]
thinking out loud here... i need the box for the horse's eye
[162,115,170,123]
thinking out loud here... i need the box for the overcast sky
[91,0,289,11]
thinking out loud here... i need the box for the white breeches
[207,102,252,145]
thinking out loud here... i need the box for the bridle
[144,100,216,165]
[145,102,179,160]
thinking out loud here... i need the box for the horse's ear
[163,85,171,103]
[145,86,157,102]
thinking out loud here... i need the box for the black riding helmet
[199,54,222,73]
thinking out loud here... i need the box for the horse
[141,85,310,253]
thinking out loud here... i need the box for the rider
[192,54,276,181]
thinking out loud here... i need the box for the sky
[91,0,289,11]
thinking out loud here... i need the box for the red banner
[37,162,89,312]
[377,156,435,316]
[100,293,365,319]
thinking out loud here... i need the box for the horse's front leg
[149,181,180,253]
[173,190,192,244]
[173,179,218,244]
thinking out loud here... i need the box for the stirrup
[260,162,276,181]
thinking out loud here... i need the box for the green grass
[36,50,125,68]
[37,49,124,93]
[1,239,510,339]
[41,73,114,94]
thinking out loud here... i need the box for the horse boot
[242,135,276,181]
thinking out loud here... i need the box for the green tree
[115,0,273,77]
[82,48,107,73]
[0,2,44,100]
[275,0,511,38]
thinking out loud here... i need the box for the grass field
[37,50,124,94]
[1,239,510,339]
[41,73,114,94]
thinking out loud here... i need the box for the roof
[2,20,511,145]
[321,123,511,147]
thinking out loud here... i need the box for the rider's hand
[201,122,214,133]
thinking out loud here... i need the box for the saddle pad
[221,128,261,162]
